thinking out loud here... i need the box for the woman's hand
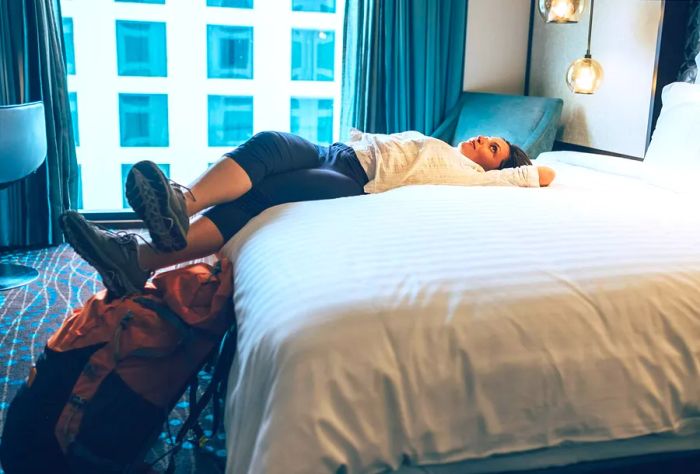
[537,166,556,187]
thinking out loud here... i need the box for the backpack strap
[133,297,190,338]
[159,324,238,473]
[54,318,129,453]
[55,298,191,453]
[136,296,221,343]
[209,324,239,440]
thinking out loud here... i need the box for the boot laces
[94,224,156,253]
[169,179,196,202]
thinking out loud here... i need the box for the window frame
[118,93,170,147]
[207,24,254,79]
[116,20,168,77]
[208,95,255,147]
[291,28,335,81]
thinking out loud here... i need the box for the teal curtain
[0,0,78,248]
[341,0,468,137]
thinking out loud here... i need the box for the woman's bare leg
[138,215,224,272]
[184,157,253,216]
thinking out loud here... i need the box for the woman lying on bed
[60,130,556,297]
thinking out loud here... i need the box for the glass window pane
[62,0,345,212]
[116,21,167,76]
[291,29,334,81]
[69,92,80,146]
[292,0,335,13]
[76,164,84,210]
[207,25,253,79]
[290,97,333,145]
[121,163,170,208]
[115,0,166,4]
[119,93,169,147]
[63,18,76,74]
[207,0,253,8]
[208,95,253,146]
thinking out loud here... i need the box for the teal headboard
[432,92,563,160]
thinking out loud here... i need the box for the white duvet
[220,151,700,474]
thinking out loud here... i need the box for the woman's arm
[537,166,556,187]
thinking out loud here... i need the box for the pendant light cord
[585,0,595,57]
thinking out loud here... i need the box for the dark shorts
[204,132,369,241]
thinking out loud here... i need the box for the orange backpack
[0,260,236,474]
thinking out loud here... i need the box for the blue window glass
[207,25,253,79]
[115,0,166,4]
[207,0,253,7]
[292,0,335,13]
[116,21,167,77]
[69,92,80,146]
[63,18,76,74]
[290,98,333,145]
[119,93,169,147]
[76,164,84,210]
[291,29,334,81]
[121,163,170,208]
[208,95,253,146]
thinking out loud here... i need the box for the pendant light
[565,0,603,94]
[538,0,584,24]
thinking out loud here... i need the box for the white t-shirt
[346,129,540,193]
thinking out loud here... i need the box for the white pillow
[644,81,700,169]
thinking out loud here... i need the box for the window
[76,164,84,210]
[208,95,253,146]
[60,0,345,212]
[290,97,333,145]
[116,21,167,77]
[291,29,334,81]
[207,25,253,79]
[119,93,169,147]
[207,0,253,8]
[292,0,335,13]
[63,18,76,74]
[121,163,170,208]
[115,0,166,4]
[69,92,80,146]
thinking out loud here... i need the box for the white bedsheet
[220,151,700,473]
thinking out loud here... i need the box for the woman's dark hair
[499,140,531,169]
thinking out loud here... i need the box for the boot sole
[125,162,187,252]
[59,212,140,297]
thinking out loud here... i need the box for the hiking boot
[125,160,190,252]
[60,211,152,298]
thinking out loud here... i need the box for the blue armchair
[0,101,47,290]
[432,92,563,160]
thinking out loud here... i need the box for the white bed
[219,149,700,474]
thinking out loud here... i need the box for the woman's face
[458,136,510,171]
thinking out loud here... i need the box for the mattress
[219,151,700,473]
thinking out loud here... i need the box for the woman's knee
[248,131,279,146]
[225,131,278,158]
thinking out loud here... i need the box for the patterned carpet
[0,244,224,474]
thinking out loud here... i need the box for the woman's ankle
[136,243,159,273]
[184,193,199,217]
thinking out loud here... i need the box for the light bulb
[566,56,603,94]
[539,0,585,23]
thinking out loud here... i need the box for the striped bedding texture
[219,151,700,474]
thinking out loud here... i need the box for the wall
[463,0,531,95]
[528,0,663,158]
